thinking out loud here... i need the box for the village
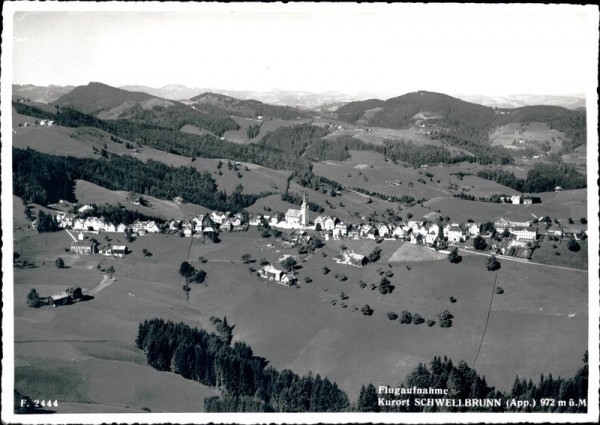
[31,190,589,290]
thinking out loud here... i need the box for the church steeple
[301,193,308,227]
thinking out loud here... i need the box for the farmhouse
[285,194,309,227]
[211,211,229,226]
[49,286,83,307]
[183,221,194,237]
[116,223,128,233]
[547,228,564,238]
[258,265,297,286]
[100,244,128,258]
[511,227,537,242]
[70,241,97,255]
[103,222,117,232]
[334,250,368,267]
[494,218,510,231]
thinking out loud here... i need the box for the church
[285,194,309,228]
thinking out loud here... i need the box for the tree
[473,235,487,251]
[486,256,501,271]
[55,257,65,268]
[412,314,425,325]
[179,261,193,278]
[360,305,374,316]
[280,257,297,272]
[26,288,45,308]
[106,265,115,276]
[448,248,462,264]
[142,248,152,257]
[357,384,380,412]
[567,239,581,252]
[387,312,398,321]
[378,277,395,294]
[315,223,322,231]
[438,310,454,328]
[241,254,253,264]
[400,310,412,324]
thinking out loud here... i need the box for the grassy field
[489,122,566,154]
[13,202,589,411]
[74,180,209,220]
[531,237,588,270]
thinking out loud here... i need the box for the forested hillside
[13,148,271,212]
[136,318,350,412]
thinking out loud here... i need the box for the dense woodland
[136,318,588,413]
[135,318,350,412]
[13,148,271,212]
[477,163,586,193]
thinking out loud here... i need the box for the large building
[285,194,309,227]
[70,241,97,255]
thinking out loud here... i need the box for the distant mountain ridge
[54,82,155,114]
[13,84,75,103]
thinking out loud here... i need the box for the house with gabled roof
[334,250,368,267]
[258,265,297,286]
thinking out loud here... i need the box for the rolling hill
[335,91,586,154]
[190,92,313,120]
[54,82,156,115]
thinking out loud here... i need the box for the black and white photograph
[1,2,598,424]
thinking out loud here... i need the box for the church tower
[301,193,309,227]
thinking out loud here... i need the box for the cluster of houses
[311,213,576,249]
[20,119,54,127]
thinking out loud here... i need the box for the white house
[468,223,480,236]
[103,222,117,233]
[84,217,105,232]
[132,220,147,234]
[447,224,465,242]
[315,215,336,231]
[183,221,194,237]
[425,231,438,246]
[145,221,160,233]
[511,195,522,205]
[258,265,296,286]
[332,222,348,239]
[78,204,94,214]
[116,223,128,233]
[72,218,86,231]
[211,211,228,226]
[392,224,409,239]
[511,227,537,242]
[377,223,390,238]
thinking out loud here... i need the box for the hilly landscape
[10,82,589,414]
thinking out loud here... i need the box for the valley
[9,82,591,414]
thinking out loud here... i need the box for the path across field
[86,274,115,296]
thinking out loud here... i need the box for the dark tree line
[13,148,271,212]
[477,162,586,193]
[359,353,588,413]
[135,318,350,412]
[35,210,60,233]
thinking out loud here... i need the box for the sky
[8,3,599,98]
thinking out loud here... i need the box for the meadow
[13,210,588,411]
